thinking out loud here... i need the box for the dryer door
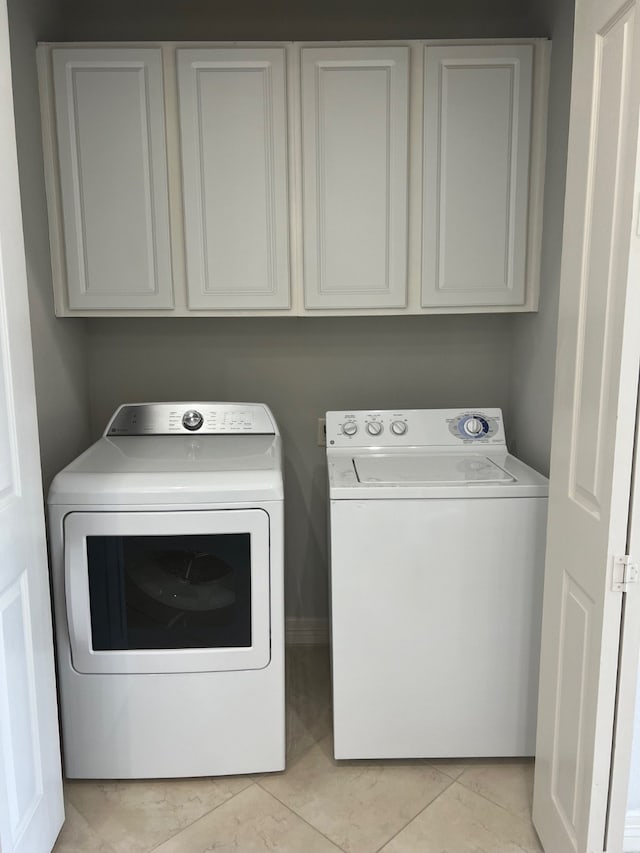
[63,509,270,674]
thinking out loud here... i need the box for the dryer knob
[182,409,204,431]
[342,421,358,436]
[391,420,408,436]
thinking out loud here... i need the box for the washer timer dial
[463,417,484,437]
[342,420,358,437]
[456,414,491,439]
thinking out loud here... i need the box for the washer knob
[464,417,484,437]
[342,420,358,436]
[366,421,383,436]
[182,409,204,431]
[391,420,408,436]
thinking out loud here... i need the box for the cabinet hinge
[612,555,639,592]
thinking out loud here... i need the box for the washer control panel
[106,403,277,435]
[326,409,506,448]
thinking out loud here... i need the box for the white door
[606,407,640,853]
[532,0,640,850]
[178,48,291,310]
[300,46,409,310]
[0,1,64,851]
[51,48,173,311]
[421,44,533,308]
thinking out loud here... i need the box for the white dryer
[326,408,548,760]
[48,402,284,779]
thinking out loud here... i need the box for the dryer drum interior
[86,532,252,651]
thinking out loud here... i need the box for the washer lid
[328,450,549,499]
[354,453,514,485]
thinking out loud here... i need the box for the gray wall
[55,0,547,622]
[87,316,512,618]
[60,0,539,41]
[7,0,91,490]
[507,0,574,475]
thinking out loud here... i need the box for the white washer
[326,408,548,760]
[48,402,284,779]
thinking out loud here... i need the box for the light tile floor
[53,646,543,853]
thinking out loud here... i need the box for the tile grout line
[371,774,459,853]
[455,768,536,825]
[143,779,257,853]
[282,735,329,772]
[253,777,347,852]
[63,718,328,853]
[427,763,469,782]
[57,798,118,853]
[256,764,460,853]
[453,769,543,851]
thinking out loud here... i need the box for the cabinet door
[301,47,409,310]
[422,45,533,307]
[178,48,290,310]
[52,48,173,310]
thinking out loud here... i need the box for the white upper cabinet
[421,44,534,308]
[300,46,410,309]
[40,40,547,316]
[51,48,173,310]
[177,48,291,309]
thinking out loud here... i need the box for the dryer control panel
[105,403,277,435]
[326,409,507,448]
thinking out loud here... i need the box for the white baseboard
[285,617,329,645]
[624,809,640,852]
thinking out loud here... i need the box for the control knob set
[341,418,409,437]
[335,412,494,441]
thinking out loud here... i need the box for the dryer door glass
[63,509,271,674]
[86,533,251,651]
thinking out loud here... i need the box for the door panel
[422,45,532,307]
[178,48,290,309]
[52,48,173,310]
[0,329,15,498]
[301,46,409,309]
[532,1,640,850]
[552,574,591,833]
[570,12,635,513]
[0,574,43,842]
[0,0,64,849]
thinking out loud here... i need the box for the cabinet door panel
[52,48,173,310]
[178,49,290,310]
[301,47,409,309]
[422,45,533,307]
